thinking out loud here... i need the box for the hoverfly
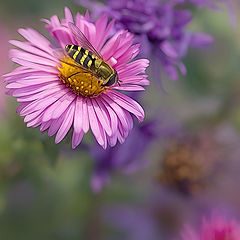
[61,23,119,87]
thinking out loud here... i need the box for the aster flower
[90,116,181,193]
[76,0,213,81]
[4,7,149,149]
[90,120,157,193]
[181,214,240,240]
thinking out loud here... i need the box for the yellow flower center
[58,57,105,98]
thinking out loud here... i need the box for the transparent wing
[54,49,98,76]
[68,22,103,60]
[59,59,93,74]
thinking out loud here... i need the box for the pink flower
[181,214,240,240]
[4,7,149,149]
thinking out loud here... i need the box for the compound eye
[102,73,118,87]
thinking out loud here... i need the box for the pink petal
[48,112,65,137]
[51,27,75,49]
[17,85,63,102]
[113,85,145,91]
[9,49,57,67]
[95,15,114,51]
[41,91,71,122]
[73,96,83,133]
[24,109,43,123]
[64,7,74,24]
[18,28,53,53]
[40,120,52,132]
[14,77,59,86]
[11,58,59,74]
[9,40,57,62]
[107,134,118,147]
[16,102,30,114]
[82,98,90,133]
[92,98,112,136]
[87,98,106,148]
[5,69,57,83]
[51,92,76,119]
[101,94,130,134]
[26,111,45,128]
[55,101,75,143]
[117,59,149,78]
[72,130,84,149]
[98,97,118,136]
[101,30,124,61]
[20,89,69,116]
[106,91,144,122]
[115,44,140,67]
[12,82,60,97]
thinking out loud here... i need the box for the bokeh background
[1,0,240,239]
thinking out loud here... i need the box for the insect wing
[60,59,91,73]
[68,22,103,60]
[54,49,96,75]
[61,59,99,77]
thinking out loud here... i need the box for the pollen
[58,57,105,98]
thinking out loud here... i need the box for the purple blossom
[90,117,181,193]
[102,205,158,240]
[76,0,214,81]
[90,121,157,193]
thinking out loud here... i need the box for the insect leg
[117,78,122,86]
[67,72,81,79]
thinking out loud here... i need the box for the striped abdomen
[65,44,95,69]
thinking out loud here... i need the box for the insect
[62,23,119,87]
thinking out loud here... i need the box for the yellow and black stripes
[65,44,95,70]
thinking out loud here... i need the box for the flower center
[58,57,105,98]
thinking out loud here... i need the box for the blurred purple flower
[76,0,214,81]
[181,213,240,240]
[90,117,181,193]
[100,187,203,240]
[102,205,158,240]
[90,121,157,193]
